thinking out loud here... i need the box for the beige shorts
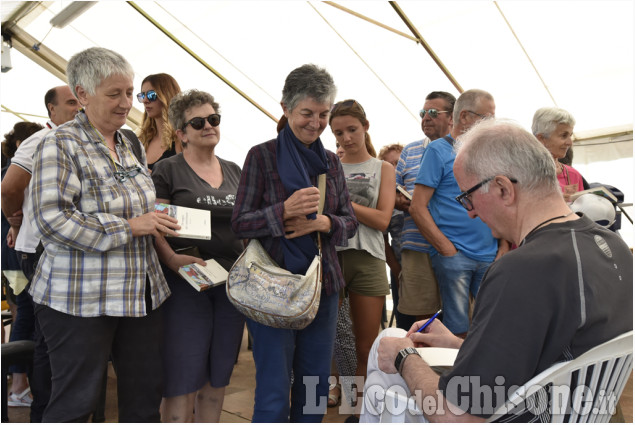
[397,249,440,316]
[339,249,390,297]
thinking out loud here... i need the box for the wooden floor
[5,324,634,423]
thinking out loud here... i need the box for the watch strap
[394,347,421,376]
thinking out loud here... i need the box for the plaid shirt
[231,139,358,295]
[395,138,433,253]
[28,111,169,317]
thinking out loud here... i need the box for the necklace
[520,211,574,246]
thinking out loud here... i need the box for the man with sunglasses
[409,89,506,338]
[361,118,632,423]
[394,91,455,331]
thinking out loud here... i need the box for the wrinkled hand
[395,192,411,212]
[378,336,415,374]
[283,187,320,220]
[167,254,205,273]
[128,211,180,237]
[406,319,462,349]
[7,210,23,228]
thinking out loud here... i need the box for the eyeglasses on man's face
[136,90,158,103]
[182,114,221,131]
[456,176,518,211]
[419,109,449,119]
[466,110,492,119]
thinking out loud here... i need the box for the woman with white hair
[29,47,180,422]
[532,107,585,201]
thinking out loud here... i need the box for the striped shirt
[231,139,358,295]
[395,138,432,253]
[28,111,169,317]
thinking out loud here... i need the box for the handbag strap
[317,173,326,253]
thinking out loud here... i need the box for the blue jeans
[431,251,491,334]
[247,289,338,423]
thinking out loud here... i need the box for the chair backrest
[489,330,633,422]
[378,331,633,423]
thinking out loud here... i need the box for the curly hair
[378,143,403,161]
[168,89,220,147]
[138,73,181,151]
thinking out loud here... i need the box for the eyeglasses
[419,109,449,119]
[182,114,221,130]
[114,165,143,182]
[137,90,158,103]
[331,99,366,116]
[456,176,518,211]
[467,110,489,119]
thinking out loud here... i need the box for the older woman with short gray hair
[532,107,585,200]
[29,47,179,422]
[231,64,358,422]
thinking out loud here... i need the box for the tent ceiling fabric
[1,0,633,167]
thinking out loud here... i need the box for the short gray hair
[281,64,337,112]
[66,47,133,97]
[531,107,576,138]
[168,89,220,131]
[452,89,494,124]
[455,118,560,196]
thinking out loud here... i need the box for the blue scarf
[276,123,328,274]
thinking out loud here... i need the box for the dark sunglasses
[331,99,366,116]
[182,114,221,130]
[137,90,158,103]
[456,176,518,211]
[419,109,449,119]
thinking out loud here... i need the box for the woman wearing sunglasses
[329,99,395,421]
[137,73,182,170]
[151,89,245,422]
[231,64,357,422]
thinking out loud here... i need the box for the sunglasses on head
[182,114,221,130]
[419,108,449,119]
[137,90,158,103]
[331,99,366,116]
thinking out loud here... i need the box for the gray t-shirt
[337,157,385,261]
[152,153,243,271]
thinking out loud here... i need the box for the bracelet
[167,252,176,266]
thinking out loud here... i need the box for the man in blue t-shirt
[410,89,508,336]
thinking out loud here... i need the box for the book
[397,185,413,201]
[416,347,459,367]
[155,203,211,240]
[568,186,617,204]
[178,258,228,291]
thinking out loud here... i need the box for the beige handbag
[227,175,326,330]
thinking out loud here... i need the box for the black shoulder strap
[443,135,455,147]
[120,129,144,163]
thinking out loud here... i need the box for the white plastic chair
[379,331,633,423]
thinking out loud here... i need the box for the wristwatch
[394,347,421,376]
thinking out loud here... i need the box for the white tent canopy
[2,0,633,241]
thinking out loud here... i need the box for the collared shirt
[12,121,56,253]
[231,139,358,296]
[28,111,169,317]
[395,138,432,253]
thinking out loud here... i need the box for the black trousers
[35,303,164,422]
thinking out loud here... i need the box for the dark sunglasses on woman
[137,90,158,103]
[182,114,221,131]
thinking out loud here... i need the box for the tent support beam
[389,1,463,93]
[323,2,418,42]
[127,1,277,123]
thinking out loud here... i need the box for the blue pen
[417,309,442,333]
